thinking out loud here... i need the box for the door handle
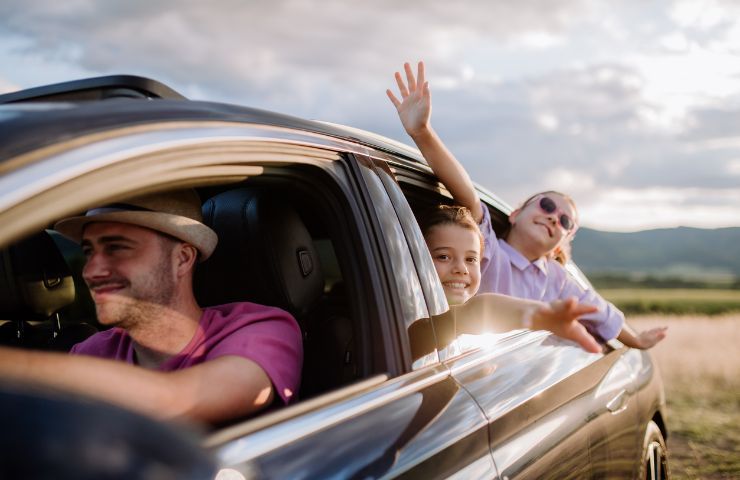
[606,389,628,414]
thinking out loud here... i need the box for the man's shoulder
[69,328,129,356]
[203,302,298,330]
[205,301,292,318]
[197,302,303,365]
[76,327,126,345]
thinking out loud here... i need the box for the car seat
[197,188,325,314]
[0,231,97,351]
[197,187,357,398]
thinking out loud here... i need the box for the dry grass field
[631,314,740,479]
[602,288,740,316]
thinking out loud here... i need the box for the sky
[1,0,739,232]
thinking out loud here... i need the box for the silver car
[0,76,668,479]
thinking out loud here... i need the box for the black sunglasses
[537,196,576,232]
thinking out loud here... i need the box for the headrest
[0,231,75,320]
[196,188,324,317]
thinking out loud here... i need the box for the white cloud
[1,0,740,229]
[579,187,740,231]
[0,77,19,94]
[624,44,740,131]
[546,168,596,193]
[535,112,559,131]
[461,65,475,81]
[711,19,740,52]
[659,32,690,52]
[727,159,740,175]
[0,0,591,111]
[669,0,734,30]
[516,31,565,49]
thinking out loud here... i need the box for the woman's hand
[386,61,431,138]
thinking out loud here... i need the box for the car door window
[355,158,438,371]
[370,160,448,318]
[391,175,512,359]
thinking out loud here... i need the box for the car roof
[0,75,512,228]
[0,75,425,168]
[0,75,187,103]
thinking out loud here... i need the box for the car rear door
[445,332,645,480]
[391,166,595,477]
[450,332,600,479]
[587,346,643,478]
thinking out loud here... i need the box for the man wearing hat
[0,189,303,424]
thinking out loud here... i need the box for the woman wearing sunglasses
[388,61,666,350]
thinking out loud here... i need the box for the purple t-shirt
[70,302,303,404]
[478,203,624,341]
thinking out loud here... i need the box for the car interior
[0,230,97,352]
[193,180,361,399]
[0,158,520,428]
[0,165,383,416]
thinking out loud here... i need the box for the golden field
[602,288,740,316]
[631,314,740,479]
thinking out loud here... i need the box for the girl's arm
[617,323,668,350]
[450,293,602,353]
[387,61,483,222]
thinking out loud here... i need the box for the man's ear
[175,243,198,277]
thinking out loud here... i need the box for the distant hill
[571,226,740,282]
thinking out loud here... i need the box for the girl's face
[426,224,481,305]
[508,193,577,260]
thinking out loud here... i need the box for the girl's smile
[425,224,482,305]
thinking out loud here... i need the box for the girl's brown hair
[420,204,484,253]
[505,190,578,265]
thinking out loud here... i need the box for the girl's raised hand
[386,61,431,138]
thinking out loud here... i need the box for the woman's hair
[419,204,484,253]
[506,190,579,265]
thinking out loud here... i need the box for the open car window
[393,169,533,359]
[0,155,395,427]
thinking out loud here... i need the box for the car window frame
[370,159,448,318]
[0,134,412,391]
[349,154,439,371]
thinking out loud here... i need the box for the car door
[443,330,600,479]
[0,126,493,478]
[441,293,645,480]
[555,265,644,478]
[389,174,595,479]
[207,154,497,478]
[587,346,643,478]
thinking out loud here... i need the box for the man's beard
[91,256,176,329]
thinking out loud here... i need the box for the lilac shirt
[478,203,624,341]
[70,302,303,404]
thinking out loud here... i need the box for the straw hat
[54,189,218,261]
